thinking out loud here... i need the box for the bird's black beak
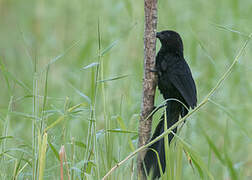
[156,32,161,38]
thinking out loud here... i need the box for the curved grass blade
[82,62,99,70]
[98,74,129,83]
[106,129,138,134]
[48,139,60,161]
[101,40,118,56]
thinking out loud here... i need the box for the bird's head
[156,30,184,55]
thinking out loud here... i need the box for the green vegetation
[0,0,252,179]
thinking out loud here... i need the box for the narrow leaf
[82,62,99,70]
[39,133,48,180]
[48,140,60,161]
[98,74,128,83]
[101,40,118,56]
[69,84,91,105]
[106,129,138,134]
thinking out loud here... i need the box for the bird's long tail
[143,102,185,179]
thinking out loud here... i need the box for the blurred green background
[0,0,252,179]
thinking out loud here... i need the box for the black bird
[143,30,197,179]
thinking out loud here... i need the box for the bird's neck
[159,46,184,58]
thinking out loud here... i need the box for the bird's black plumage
[143,30,197,179]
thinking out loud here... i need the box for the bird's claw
[147,68,158,73]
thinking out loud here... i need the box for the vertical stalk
[137,0,158,178]
[33,68,39,180]
[100,33,111,170]
[83,20,101,179]
[164,110,172,180]
[2,96,13,161]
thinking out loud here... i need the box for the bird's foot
[147,68,158,73]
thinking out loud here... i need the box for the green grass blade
[101,40,118,56]
[82,62,99,70]
[175,142,183,180]
[39,133,48,180]
[48,139,60,161]
[106,129,138,134]
[98,74,129,83]
[164,109,172,180]
[69,84,91,105]
[202,132,225,164]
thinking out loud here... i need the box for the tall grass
[0,0,252,179]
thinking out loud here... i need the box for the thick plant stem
[137,0,158,179]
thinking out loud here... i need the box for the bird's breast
[157,74,183,101]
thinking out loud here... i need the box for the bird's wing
[168,59,197,108]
